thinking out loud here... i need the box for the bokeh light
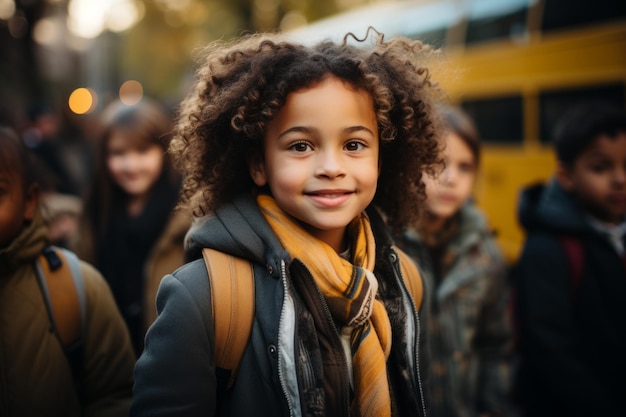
[0,0,15,21]
[33,16,62,46]
[68,87,97,114]
[67,0,143,39]
[119,80,144,105]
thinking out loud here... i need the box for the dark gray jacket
[130,194,428,417]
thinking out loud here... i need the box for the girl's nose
[614,167,626,185]
[440,167,457,185]
[315,150,345,179]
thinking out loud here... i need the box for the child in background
[0,126,135,416]
[131,31,444,417]
[397,105,512,417]
[73,98,190,355]
[514,102,626,417]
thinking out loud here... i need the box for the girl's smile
[305,189,353,207]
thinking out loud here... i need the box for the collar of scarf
[257,194,392,417]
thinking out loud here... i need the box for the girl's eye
[345,140,365,151]
[590,162,610,173]
[289,141,312,152]
[459,162,475,174]
[108,149,125,157]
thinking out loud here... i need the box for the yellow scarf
[258,194,392,417]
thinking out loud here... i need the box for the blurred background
[1,0,625,263]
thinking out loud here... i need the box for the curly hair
[171,29,445,231]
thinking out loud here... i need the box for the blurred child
[0,126,135,416]
[73,98,190,354]
[514,102,626,417]
[131,31,445,416]
[397,105,512,417]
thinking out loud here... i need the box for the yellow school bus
[287,0,626,262]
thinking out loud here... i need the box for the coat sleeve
[515,233,616,415]
[80,261,136,417]
[130,259,217,417]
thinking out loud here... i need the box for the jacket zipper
[277,259,296,417]
[390,250,427,417]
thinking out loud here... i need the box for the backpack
[34,246,87,385]
[202,245,423,390]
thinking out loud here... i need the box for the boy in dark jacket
[514,102,626,417]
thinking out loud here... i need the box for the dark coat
[130,194,428,417]
[514,179,626,417]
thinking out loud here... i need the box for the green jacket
[0,211,136,417]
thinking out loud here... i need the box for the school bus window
[541,0,626,32]
[539,83,626,143]
[461,96,524,144]
[465,8,528,45]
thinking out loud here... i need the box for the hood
[183,193,287,268]
[518,178,590,236]
[0,209,50,277]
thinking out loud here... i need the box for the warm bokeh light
[67,0,143,39]
[33,16,62,46]
[0,0,15,21]
[106,0,145,33]
[68,87,97,114]
[119,80,144,105]
[280,11,307,31]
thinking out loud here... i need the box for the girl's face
[106,132,164,198]
[250,76,379,252]
[423,132,476,221]
[0,169,38,249]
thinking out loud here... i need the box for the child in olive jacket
[0,126,136,417]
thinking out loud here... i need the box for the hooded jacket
[399,202,511,417]
[514,179,626,417]
[131,194,428,417]
[0,211,136,417]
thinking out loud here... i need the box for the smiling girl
[73,98,190,354]
[131,31,445,417]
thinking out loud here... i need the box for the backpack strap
[202,248,255,390]
[34,246,87,388]
[35,246,87,349]
[560,236,584,296]
[394,246,423,310]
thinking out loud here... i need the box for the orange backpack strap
[34,246,86,350]
[202,248,255,389]
[394,247,424,310]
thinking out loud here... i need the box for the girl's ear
[556,162,574,191]
[247,152,268,186]
[23,184,40,221]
